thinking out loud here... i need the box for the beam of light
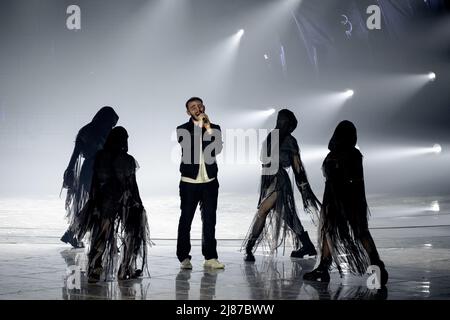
[187,28,246,95]
[410,72,438,85]
[286,0,303,7]
[220,108,277,128]
[225,29,245,52]
[372,201,442,217]
[353,73,439,114]
[263,108,276,116]
[238,0,303,47]
[432,143,442,154]
[224,29,244,50]
[428,72,436,81]
[363,144,444,162]
[296,89,356,115]
[317,89,354,108]
[300,145,329,163]
[344,89,354,98]
[334,89,355,103]
[429,200,440,212]
[247,108,277,121]
[283,90,356,127]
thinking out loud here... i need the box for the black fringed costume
[76,126,151,282]
[61,107,119,248]
[242,109,321,259]
[304,120,388,286]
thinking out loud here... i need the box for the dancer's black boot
[244,240,256,262]
[118,265,143,281]
[60,230,84,249]
[88,267,102,283]
[87,249,103,283]
[303,257,331,283]
[291,231,317,258]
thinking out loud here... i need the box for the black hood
[275,109,298,135]
[104,126,129,153]
[92,106,119,128]
[328,120,357,152]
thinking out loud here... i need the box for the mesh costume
[243,109,321,260]
[61,107,119,248]
[304,121,388,286]
[76,127,151,282]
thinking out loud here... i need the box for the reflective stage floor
[0,195,450,300]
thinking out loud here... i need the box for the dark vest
[176,119,223,179]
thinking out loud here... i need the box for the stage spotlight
[430,200,440,212]
[368,143,444,162]
[432,143,442,154]
[428,72,436,81]
[230,108,277,128]
[344,89,354,98]
[302,89,355,113]
[262,108,276,117]
[203,27,246,81]
[227,29,245,47]
[255,108,276,120]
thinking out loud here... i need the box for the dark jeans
[177,179,219,262]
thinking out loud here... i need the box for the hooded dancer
[303,121,388,286]
[61,107,119,248]
[243,109,321,262]
[80,126,150,283]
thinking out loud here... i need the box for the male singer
[176,97,225,269]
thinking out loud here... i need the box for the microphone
[201,115,209,124]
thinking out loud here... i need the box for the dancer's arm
[130,172,143,207]
[292,152,321,215]
[292,153,310,192]
[63,136,83,189]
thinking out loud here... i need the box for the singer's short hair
[185,97,203,109]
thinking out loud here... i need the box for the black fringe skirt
[319,180,371,275]
[78,193,151,280]
[242,168,305,255]
[65,156,94,239]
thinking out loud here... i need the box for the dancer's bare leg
[250,192,278,239]
[244,192,277,261]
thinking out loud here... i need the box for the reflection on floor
[0,194,449,300]
[1,227,450,300]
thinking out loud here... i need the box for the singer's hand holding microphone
[198,113,212,133]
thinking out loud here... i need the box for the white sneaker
[180,258,193,269]
[203,258,225,269]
